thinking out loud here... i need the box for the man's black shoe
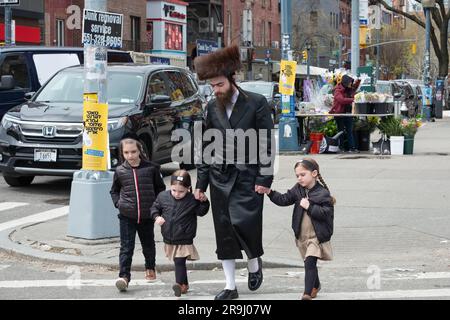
[248,257,263,291]
[214,289,239,300]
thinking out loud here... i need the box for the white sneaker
[115,277,128,292]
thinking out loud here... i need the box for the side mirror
[150,95,172,105]
[274,93,281,99]
[394,93,401,99]
[0,75,15,90]
[24,92,35,100]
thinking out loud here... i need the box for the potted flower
[307,117,327,154]
[401,116,422,155]
[377,116,404,155]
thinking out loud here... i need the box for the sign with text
[82,93,109,171]
[196,39,218,56]
[279,60,297,96]
[0,0,20,6]
[82,9,123,48]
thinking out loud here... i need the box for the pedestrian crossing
[0,204,68,232]
[0,202,28,212]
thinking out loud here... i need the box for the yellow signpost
[82,93,109,171]
[279,60,297,96]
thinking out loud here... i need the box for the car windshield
[376,83,391,94]
[35,70,143,104]
[239,82,272,98]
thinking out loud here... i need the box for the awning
[272,62,328,77]
[0,23,41,44]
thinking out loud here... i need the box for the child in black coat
[266,158,334,300]
[110,138,166,292]
[151,170,210,297]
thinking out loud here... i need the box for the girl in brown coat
[266,158,334,300]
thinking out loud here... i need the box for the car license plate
[34,149,57,162]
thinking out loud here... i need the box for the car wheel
[3,174,35,187]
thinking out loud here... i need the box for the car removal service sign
[82,93,109,171]
[82,9,123,49]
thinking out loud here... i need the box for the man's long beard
[215,85,235,110]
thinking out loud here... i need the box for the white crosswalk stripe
[0,265,10,271]
[0,206,69,232]
[0,202,28,212]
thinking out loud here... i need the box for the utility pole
[4,5,12,45]
[278,0,299,152]
[351,0,360,74]
[422,0,435,121]
[68,0,121,239]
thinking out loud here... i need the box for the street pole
[422,0,435,121]
[338,35,342,68]
[4,5,12,46]
[279,0,299,151]
[376,28,380,82]
[306,44,310,80]
[68,0,120,239]
[351,0,360,75]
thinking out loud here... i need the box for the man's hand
[194,189,208,202]
[255,185,270,194]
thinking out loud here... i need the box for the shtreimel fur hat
[194,45,242,80]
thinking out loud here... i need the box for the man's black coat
[196,89,274,260]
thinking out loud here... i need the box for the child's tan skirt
[164,244,200,261]
[296,213,333,261]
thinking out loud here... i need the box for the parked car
[0,64,204,186]
[198,83,214,110]
[238,81,281,123]
[393,80,418,117]
[0,46,133,118]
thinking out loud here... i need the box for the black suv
[0,46,133,118]
[0,64,204,186]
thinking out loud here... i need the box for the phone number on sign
[82,34,122,48]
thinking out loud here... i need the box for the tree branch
[431,7,443,29]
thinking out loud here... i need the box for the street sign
[82,9,123,48]
[265,49,271,65]
[359,0,369,25]
[0,0,20,6]
[196,39,218,56]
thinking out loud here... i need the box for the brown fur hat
[194,45,242,80]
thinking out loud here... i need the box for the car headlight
[1,114,20,130]
[107,117,128,131]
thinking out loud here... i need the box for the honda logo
[42,126,56,138]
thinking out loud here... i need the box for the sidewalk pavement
[1,113,450,272]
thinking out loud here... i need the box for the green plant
[377,116,403,137]
[354,116,380,133]
[322,119,338,137]
[308,116,327,133]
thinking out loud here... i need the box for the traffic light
[302,50,308,62]
[411,43,417,55]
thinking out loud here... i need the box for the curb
[0,227,300,272]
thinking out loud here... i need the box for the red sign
[165,23,182,51]
[0,23,40,44]
[163,4,186,20]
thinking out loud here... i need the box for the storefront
[146,0,187,66]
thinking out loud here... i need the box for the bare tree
[370,0,449,77]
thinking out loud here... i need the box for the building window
[165,23,183,51]
[147,21,153,50]
[262,0,266,8]
[262,20,266,46]
[56,19,64,47]
[131,16,141,51]
[268,21,272,45]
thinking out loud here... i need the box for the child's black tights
[174,257,188,285]
[304,256,320,295]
